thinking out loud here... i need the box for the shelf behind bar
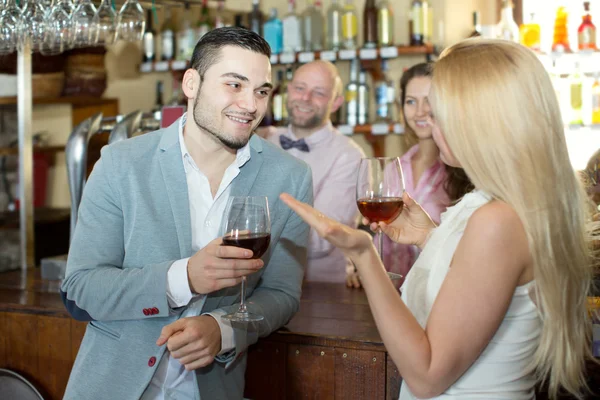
[140,44,435,73]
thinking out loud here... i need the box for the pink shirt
[266,122,366,282]
[382,144,451,282]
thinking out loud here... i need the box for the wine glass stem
[377,228,384,261]
[239,276,248,314]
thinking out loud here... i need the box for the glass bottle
[593,75,600,125]
[578,1,597,51]
[283,0,302,53]
[272,70,286,124]
[519,13,541,51]
[142,9,156,62]
[196,0,213,41]
[422,0,433,44]
[249,0,263,36]
[496,0,519,42]
[363,0,378,49]
[327,0,343,51]
[377,0,394,47]
[177,2,195,61]
[409,0,424,46]
[375,59,395,122]
[571,62,583,125]
[282,66,294,125]
[552,6,571,52]
[469,11,481,37]
[264,8,283,55]
[161,7,177,61]
[357,70,370,125]
[342,0,358,50]
[345,59,359,126]
[302,0,324,51]
[214,0,226,29]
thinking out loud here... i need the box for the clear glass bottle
[377,0,394,47]
[345,59,359,126]
[326,0,343,51]
[264,8,283,55]
[496,0,519,42]
[283,0,302,53]
[375,59,395,122]
[422,0,433,44]
[282,66,294,124]
[342,0,358,50]
[249,0,263,36]
[578,1,597,51]
[272,70,286,124]
[357,70,370,125]
[196,0,213,41]
[214,0,226,29]
[571,62,583,125]
[519,12,541,51]
[302,0,324,51]
[177,2,195,61]
[161,7,177,61]
[142,8,156,62]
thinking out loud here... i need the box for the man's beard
[287,102,327,130]
[192,94,252,150]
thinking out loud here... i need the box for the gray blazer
[60,120,313,400]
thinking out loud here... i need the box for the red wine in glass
[356,197,404,223]
[222,233,271,259]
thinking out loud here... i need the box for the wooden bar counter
[0,269,401,400]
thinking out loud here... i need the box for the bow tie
[280,135,310,152]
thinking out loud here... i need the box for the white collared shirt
[141,114,251,400]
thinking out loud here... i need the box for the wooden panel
[286,344,335,400]
[386,355,402,400]
[71,98,119,127]
[70,319,87,364]
[244,340,286,400]
[0,312,6,365]
[334,348,385,400]
[36,315,73,400]
[3,313,39,380]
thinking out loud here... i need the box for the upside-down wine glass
[220,196,271,323]
[356,157,405,280]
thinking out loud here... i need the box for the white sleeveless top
[399,190,542,400]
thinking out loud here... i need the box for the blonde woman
[281,38,593,399]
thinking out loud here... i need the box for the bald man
[263,61,365,283]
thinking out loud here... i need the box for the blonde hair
[430,39,593,398]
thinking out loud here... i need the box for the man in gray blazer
[60,27,313,400]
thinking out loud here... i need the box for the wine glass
[117,0,145,42]
[18,0,47,53]
[220,196,271,323]
[71,0,98,48]
[93,0,117,46]
[356,157,405,280]
[40,0,73,56]
[0,0,21,55]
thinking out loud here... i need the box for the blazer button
[151,307,159,315]
[143,308,150,316]
[148,356,156,367]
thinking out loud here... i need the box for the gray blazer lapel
[158,121,192,258]
[230,134,264,198]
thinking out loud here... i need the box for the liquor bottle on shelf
[264,8,283,55]
[142,9,156,63]
[283,0,302,53]
[593,75,600,125]
[234,14,247,29]
[345,59,359,126]
[422,0,433,45]
[326,0,343,51]
[249,0,263,37]
[571,62,583,126]
[358,70,369,125]
[552,6,571,52]
[519,13,540,51]
[302,0,325,52]
[196,0,213,41]
[214,0,226,29]
[409,0,424,46]
[374,59,395,123]
[152,81,164,121]
[177,2,195,61]
[578,1,597,51]
[281,66,294,124]
[377,0,393,47]
[363,0,378,49]
[496,0,518,42]
[160,7,176,61]
[272,70,286,124]
[342,0,358,50]
[469,11,481,37]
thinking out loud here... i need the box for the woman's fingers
[280,193,322,227]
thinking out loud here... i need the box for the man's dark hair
[190,27,271,81]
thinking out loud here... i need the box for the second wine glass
[220,196,271,323]
[356,157,405,280]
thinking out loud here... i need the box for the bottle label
[579,27,596,49]
[342,13,357,39]
[162,30,174,60]
[273,95,284,121]
[143,33,154,59]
